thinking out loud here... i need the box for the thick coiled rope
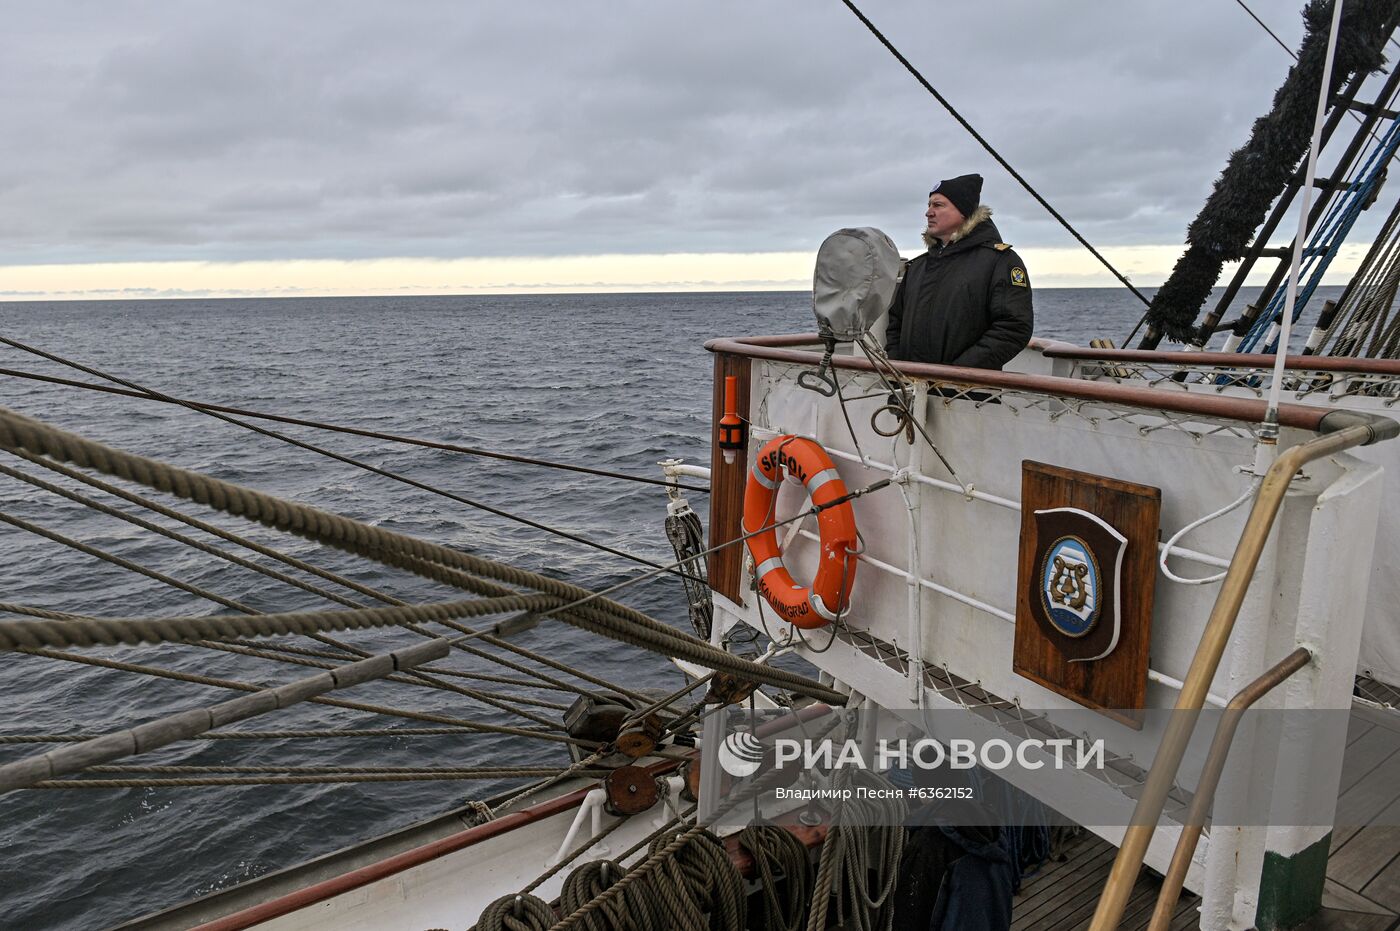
[741,825,813,931]
[546,822,713,931]
[0,406,841,704]
[806,771,907,931]
[543,751,827,931]
[644,827,746,931]
[551,828,745,931]
[557,860,654,931]
[474,893,558,931]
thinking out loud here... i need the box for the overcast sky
[0,2,1388,296]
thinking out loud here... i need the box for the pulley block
[602,766,659,816]
[563,694,632,744]
[614,712,664,759]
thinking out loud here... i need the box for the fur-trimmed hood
[923,204,993,250]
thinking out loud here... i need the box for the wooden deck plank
[1117,879,1172,930]
[1322,878,1397,917]
[1011,846,1118,929]
[1354,834,1400,917]
[1296,908,1399,930]
[1055,876,1156,931]
[1024,859,1120,931]
[1013,833,1104,913]
[1170,903,1202,930]
[1338,719,1382,800]
[1172,893,1202,927]
[1017,834,1101,891]
[1013,843,1093,911]
[1117,878,1203,931]
[1331,824,1400,893]
[1341,718,1400,785]
[1350,719,1377,749]
[1334,743,1400,854]
[1012,841,1117,928]
[1009,831,1202,930]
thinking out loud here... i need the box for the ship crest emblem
[1030,508,1128,662]
[1042,536,1098,635]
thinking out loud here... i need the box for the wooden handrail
[1039,344,1400,376]
[705,335,1334,431]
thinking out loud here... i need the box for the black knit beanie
[929,173,983,219]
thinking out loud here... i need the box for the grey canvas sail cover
[812,227,901,341]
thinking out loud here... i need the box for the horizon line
[0,283,1230,305]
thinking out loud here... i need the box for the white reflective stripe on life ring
[805,467,842,495]
[808,591,839,621]
[754,556,785,580]
[750,466,780,490]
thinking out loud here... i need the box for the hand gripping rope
[743,436,859,628]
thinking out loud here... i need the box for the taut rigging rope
[20,646,584,744]
[5,446,650,702]
[0,406,843,703]
[0,365,709,493]
[0,337,708,584]
[0,726,532,743]
[838,0,1150,308]
[1233,0,1300,60]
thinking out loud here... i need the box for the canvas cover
[812,227,901,341]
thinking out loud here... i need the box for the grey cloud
[0,0,1367,269]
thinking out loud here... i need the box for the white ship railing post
[697,601,728,824]
[1256,456,1384,927]
[1198,495,1282,927]
[903,380,929,706]
[858,694,880,767]
[1208,0,1345,922]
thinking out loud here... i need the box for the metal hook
[798,335,840,397]
[797,367,838,397]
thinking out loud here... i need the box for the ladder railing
[1089,411,1399,929]
[1145,647,1313,930]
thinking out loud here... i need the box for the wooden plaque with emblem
[1013,461,1160,729]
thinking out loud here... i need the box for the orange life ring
[743,435,858,628]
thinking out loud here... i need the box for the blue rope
[1238,116,1400,354]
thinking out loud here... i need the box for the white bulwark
[703,337,1393,930]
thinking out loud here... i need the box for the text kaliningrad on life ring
[742,435,858,628]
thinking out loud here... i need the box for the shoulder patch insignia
[994,242,1012,251]
[1010,266,1028,287]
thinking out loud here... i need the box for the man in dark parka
[885,174,1033,369]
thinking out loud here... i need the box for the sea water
[0,287,1333,929]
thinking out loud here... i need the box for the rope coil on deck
[806,771,907,931]
[558,861,640,931]
[740,825,813,931]
[474,893,558,931]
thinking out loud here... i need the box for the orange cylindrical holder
[717,375,746,463]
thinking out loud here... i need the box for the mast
[1192,59,1400,350]
[1135,0,1395,349]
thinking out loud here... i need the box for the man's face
[925,194,965,242]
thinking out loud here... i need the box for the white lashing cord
[1265,0,1344,421]
[1158,479,1260,585]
